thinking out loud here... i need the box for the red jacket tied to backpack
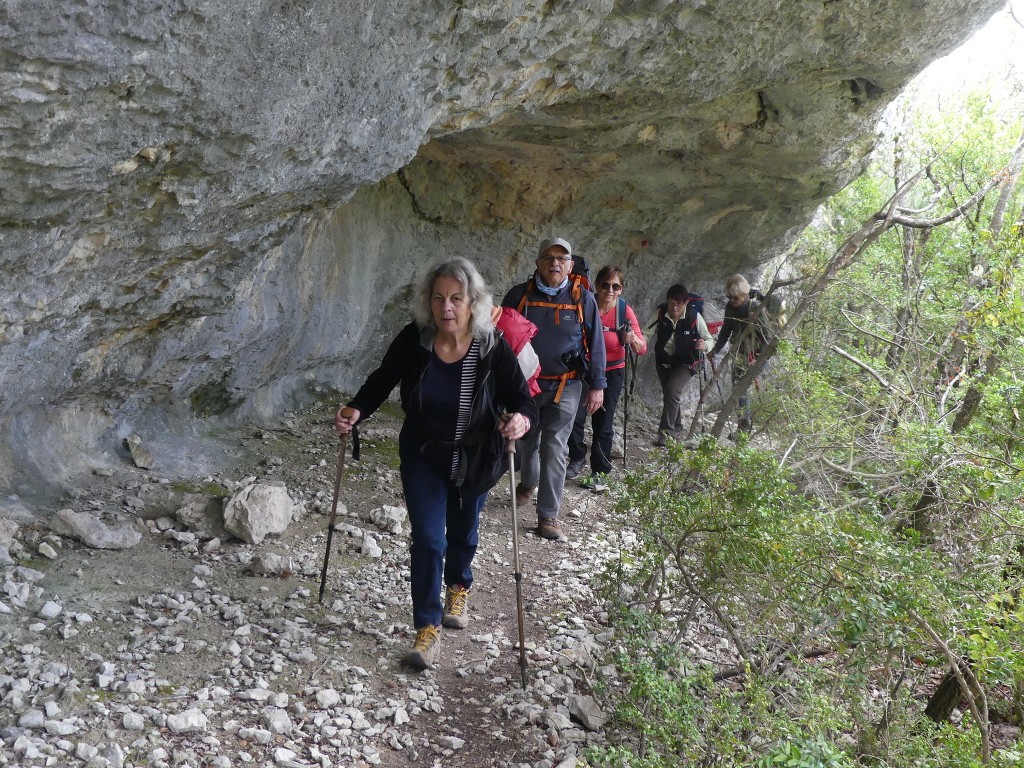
[493,307,542,396]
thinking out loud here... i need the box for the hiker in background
[566,265,647,490]
[710,273,783,434]
[335,258,537,671]
[501,237,606,541]
[649,283,714,446]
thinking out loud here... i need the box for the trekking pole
[317,411,362,606]
[698,351,709,434]
[710,354,725,404]
[506,437,529,690]
[686,352,712,441]
[621,349,629,468]
[317,433,348,604]
[622,348,638,468]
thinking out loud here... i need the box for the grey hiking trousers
[519,381,582,520]
[656,363,695,437]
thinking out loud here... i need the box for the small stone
[166,709,208,734]
[44,718,80,736]
[38,542,58,559]
[18,709,45,728]
[261,706,292,735]
[38,601,62,619]
[315,689,340,708]
[76,743,99,761]
[125,434,156,470]
[439,734,465,750]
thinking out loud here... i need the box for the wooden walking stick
[506,437,529,690]
[318,411,355,604]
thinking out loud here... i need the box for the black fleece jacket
[348,322,538,497]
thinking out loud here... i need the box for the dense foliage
[588,87,1024,766]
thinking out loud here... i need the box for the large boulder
[223,483,304,545]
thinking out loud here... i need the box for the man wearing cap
[502,237,606,541]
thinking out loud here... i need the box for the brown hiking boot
[442,585,470,629]
[515,484,536,507]
[401,625,441,670]
[537,517,566,541]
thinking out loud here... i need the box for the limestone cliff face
[0,0,1005,497]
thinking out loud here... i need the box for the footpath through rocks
[0,402,662,768]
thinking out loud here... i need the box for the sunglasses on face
[600,281,623,291]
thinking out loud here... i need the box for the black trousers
[567,367,625,475]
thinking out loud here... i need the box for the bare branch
[882,134,1024,228]
[828,344,918,407]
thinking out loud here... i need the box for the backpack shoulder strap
[648,302,665,330]
[515,281,533,315]
[687,294,704,329]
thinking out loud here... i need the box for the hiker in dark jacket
[648,283,714,446]
[501,237,606,541]
[710,273,781,433]
[335,258,537,671]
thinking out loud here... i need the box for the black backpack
[570,254,591,291]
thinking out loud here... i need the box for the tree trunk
[925,660,972,723]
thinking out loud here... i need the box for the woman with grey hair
[335,258,537,671]
[710,273,783,433]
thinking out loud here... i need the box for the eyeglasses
[728,293,745,300]
[540,254,571,263]
[599,281,623,292]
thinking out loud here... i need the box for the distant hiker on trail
[566,265,647,490]
[710,273,784,434]
[649,283,714,446]
[334,258,537,671]
[501,237,607,542]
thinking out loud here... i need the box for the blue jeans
[400,439,487,629]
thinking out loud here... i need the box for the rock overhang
[0,0,1008,497]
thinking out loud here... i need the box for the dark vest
[654,302,701,369]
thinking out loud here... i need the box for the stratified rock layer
[0,1,1005,498]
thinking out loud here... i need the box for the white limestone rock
[223,484,302,545]
[315,688,341,708]
[166,709,208,734]
[250,553,294,576]
[173,494,231,539]
[366,505,406,535]
[261,706,293,735]
[38,600,62,619]
[37,541,58,559]
[125,434,156,470]
[567,693,608,731]
[48,509,142,550]
[0,517,19,547]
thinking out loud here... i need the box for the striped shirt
[421,339,480,480]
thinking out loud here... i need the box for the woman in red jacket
[568,265,647,490]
